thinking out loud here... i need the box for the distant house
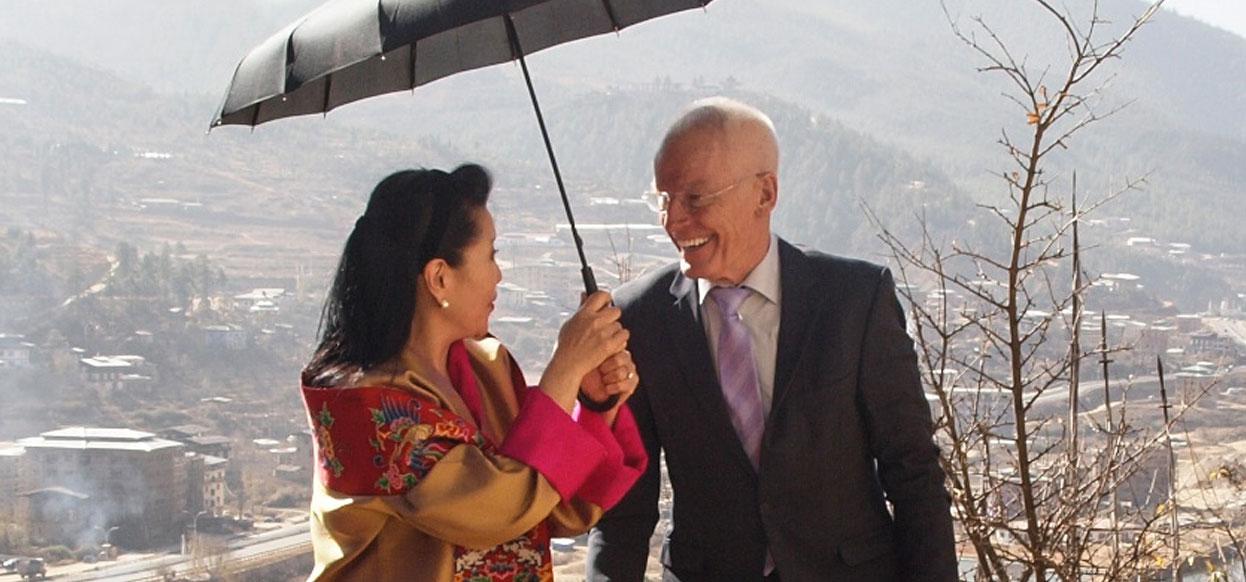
[0,334,34,369]
[159,424,211,442]
[288,429,313,451]
[202,325,248,350]
[79,355,156,391]
[496,282,528,309]
[234,288,285,314]
[184,435,232,459]
[233,288,286,302]
[17,427,188,548]
[248,299,279,313]
[274,464,308,484]
[186,453,229,517]
[1175,314,1202,333]
[1190,331,1238,360]
[203,455,228,515]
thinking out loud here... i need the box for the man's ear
[757,172,778,213]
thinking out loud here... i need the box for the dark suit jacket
[586,239,957,582]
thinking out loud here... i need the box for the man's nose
[661,202,690,226]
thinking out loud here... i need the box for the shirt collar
[698,234,781,307]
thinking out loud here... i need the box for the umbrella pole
[506,15,617,412]
[505,15,597,295]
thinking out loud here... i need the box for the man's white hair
[657,97,780,169]
[666,96,777,145]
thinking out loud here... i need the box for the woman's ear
[422,258,451,301]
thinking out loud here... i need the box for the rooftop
[19,486,90,499]
[0,443,26,457]
[17,427,184,453]
[41,427,154,441]
[0,334,33,349]
[234,288,286,301]
[163,424,211,437]
[80,356,135,369]
[186,435,232,447]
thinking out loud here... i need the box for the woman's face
[443,206,502,340]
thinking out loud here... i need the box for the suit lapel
[771,240,820,416]
[666,273,758,475]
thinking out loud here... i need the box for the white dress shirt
[698,234,782,419]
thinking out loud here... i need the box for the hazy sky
[1164,0,1246,38]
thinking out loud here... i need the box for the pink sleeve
[498,389,607,500]
[569,404,649,510]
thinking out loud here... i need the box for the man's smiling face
[655,126,775,285]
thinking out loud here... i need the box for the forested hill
[2,0,1244,252]
[425,85,971,258]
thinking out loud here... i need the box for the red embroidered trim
[301,341,553,581]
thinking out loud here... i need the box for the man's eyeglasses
[650,172,770,213]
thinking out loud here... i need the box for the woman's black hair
[303,163,492,386]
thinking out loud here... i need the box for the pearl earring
[440,299,450,309]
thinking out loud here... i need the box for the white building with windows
[0,334,34,369]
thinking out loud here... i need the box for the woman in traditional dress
[300,164,647,581]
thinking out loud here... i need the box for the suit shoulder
[790,243,889,286]
[612,263,680,311]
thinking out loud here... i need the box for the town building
[1189,331,1238,361]
[0,443,31,527]
[201,324,248,350]
[185,453,229,517]
[79,355,157,392]
[183,435,232,459]
[16,427,188,548]
[0,334,34,369]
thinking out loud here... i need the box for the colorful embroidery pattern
[301,350,555,581]
[366,396,490,493]
[314,402,344,478]
[454,524,553,582]
[303,386,491,496]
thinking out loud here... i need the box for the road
[54,523,310,581]
[1206,317,1246,349]
[59,255,119,309]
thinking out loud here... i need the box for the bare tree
[604,225,636,285]
[865,0,1241,578]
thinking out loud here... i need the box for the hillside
[1,0,1243,268]
[0,40,469,279]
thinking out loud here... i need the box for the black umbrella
[212,0,712,294]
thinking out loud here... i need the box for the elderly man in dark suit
[585,97,957,581]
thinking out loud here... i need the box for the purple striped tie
[711,286,776,575]
[709,286,765,469]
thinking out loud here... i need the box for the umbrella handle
[579,392,620,412]
[581,266,597,294]
[577,265,620,411]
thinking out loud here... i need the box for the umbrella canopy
[212,0,712,297]
[213,1,713,411]
[213,0,709,127]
